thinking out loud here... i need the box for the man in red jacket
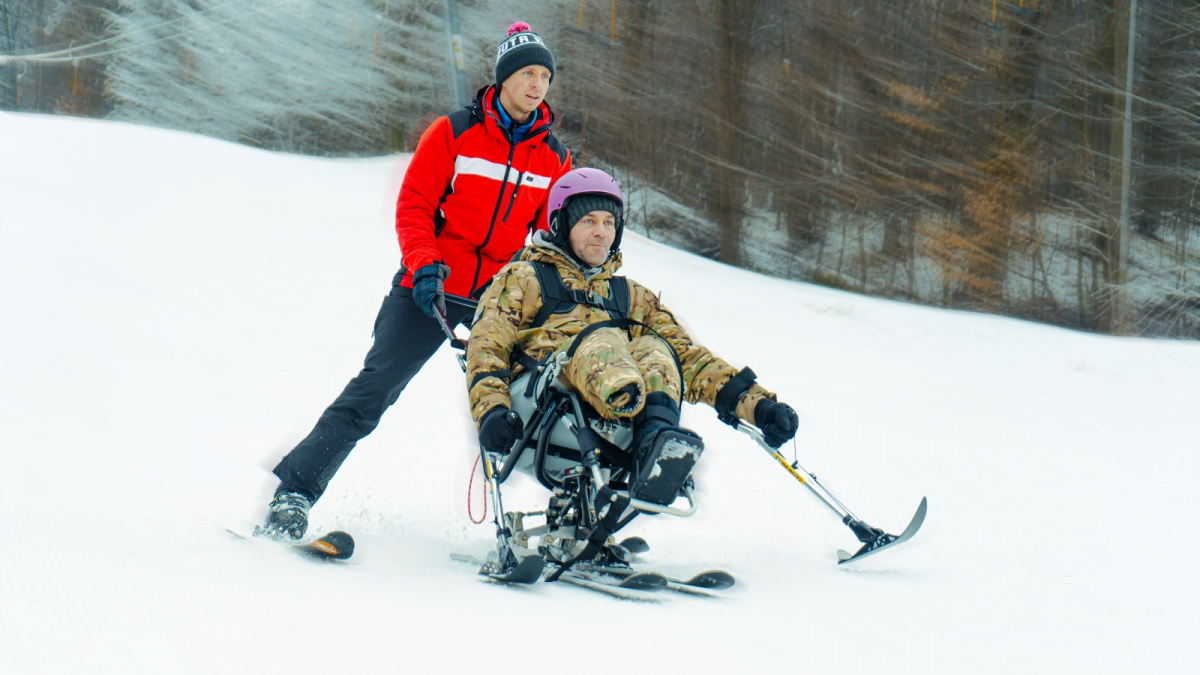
[261,22,572,540]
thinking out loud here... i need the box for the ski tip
[618,536,650,555]
[617,572,668,591]
[684,570,736,590]
[310,531,355,560]
[486,554,545,584]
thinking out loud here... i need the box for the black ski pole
[433,305,468,372]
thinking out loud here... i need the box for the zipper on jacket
[473,137,518,292]
[500,118,532,223]
[503,169,524,222]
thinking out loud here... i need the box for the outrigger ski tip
[836,496,927,565]
[736,423,926,567]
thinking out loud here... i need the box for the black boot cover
[632,393,704,505]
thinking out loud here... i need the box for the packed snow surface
[2,113,1198,674]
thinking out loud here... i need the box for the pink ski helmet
[545,168,625,256]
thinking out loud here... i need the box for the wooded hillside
[3,0,1197,336]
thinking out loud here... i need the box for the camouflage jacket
[465,236,774,426]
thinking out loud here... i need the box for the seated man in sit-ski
[465,168,799,503]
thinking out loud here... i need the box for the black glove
[478,406,524,455]
[754,399,799,449]
[412,262,449,318]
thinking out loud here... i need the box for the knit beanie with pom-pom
[495,21,556,86]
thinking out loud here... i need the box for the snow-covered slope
[2,113,1198,674]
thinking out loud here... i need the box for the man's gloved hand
[412,263,449,318]
[754,399,799,449]
[478,406,524,455]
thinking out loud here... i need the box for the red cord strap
[467,454,487,524]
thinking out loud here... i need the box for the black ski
[555,568,668,601]
[452,553,671,599]
[486,553,546,584]
[227,528,355,561]
[836,496,927,565]
[584,565,734,596]
[612,537,735,594]
[681,570,735,589]
[617,536,650,555]
[450,552,545,584]
[565,567,668,590]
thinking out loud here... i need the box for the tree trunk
[1100,0,1136,333]
[714,0,753,267]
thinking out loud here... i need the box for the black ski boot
[631,392,704,505]
[255,487,312,541]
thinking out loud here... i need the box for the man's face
[498,65,552,122]
[568,210,617,267]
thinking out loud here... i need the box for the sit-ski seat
[496,353,698,515]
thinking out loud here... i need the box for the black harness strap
[607,272,631,320]
[530,260,630,328]
[563,317,635,360]
[514,348,543,374]
[470,369,512,391]
[515,261,632,373]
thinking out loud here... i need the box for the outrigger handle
[433,305,468,373]
[736,422,856,522]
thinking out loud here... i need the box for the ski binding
[836,496,926,565]
[228,528,355,561]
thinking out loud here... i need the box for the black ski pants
[272,270,474,502]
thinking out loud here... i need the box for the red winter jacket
[395,86,572,298]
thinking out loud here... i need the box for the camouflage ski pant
[559,327,680,420]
